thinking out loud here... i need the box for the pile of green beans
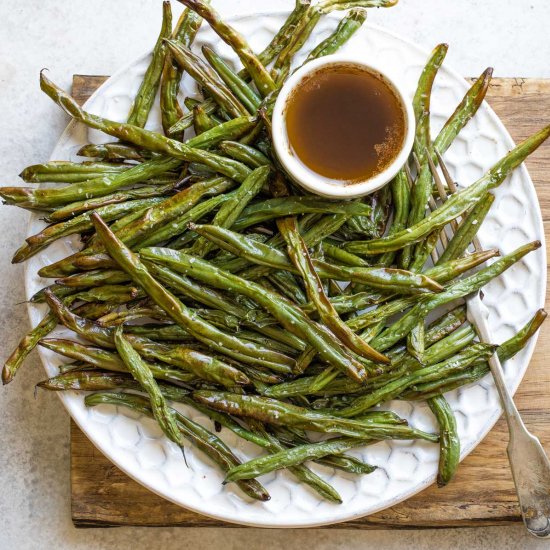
[2,0,548,504]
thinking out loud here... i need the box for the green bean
[232,197,371,231]
[272,0,395,85]
[414,44,448,157]
[165,40,249,118]
[123,324,191,341]
[185,397,360,490]
[225,435,375,483]
[292,347,317,375]
[147,262,247,316]
[19,161,131,183]
[400,44,448,268]
[91,213,295,371]
[71,301,126,322]
[322,241,369,268]
[407,321,425,363]
[56,361,107,374]
[62,300,118,320]
[436,193,495,264]
[68,285,141,306]
[160,7,204,135]
[266,270,308,305]
[127,1,173,128]
[378,170,411,266]
[114,326,184,445]
[271,5,322,83]
[192,223,443,294]
[304,290,385,316]
[13,198,164,263]
[124,336,253,387]
[304,8,367,63]
[406,366,488,400]
[498,309,547,360]
[394,324,476,379]
[1,157,181,209]
[71,253,116,271]
[371,242,539,352]
[302,214,351,247]
[263,371,356,399]
[252,1,312,69]
[38,177,233,278]
[232,215,353,279]
[85,392,270,501]
[214,213,352,276]
[184,396,272,447]
[423,248,499,284]
[30,283,76,304]
[410,309,547,400]
[188,116,259,149]
[264,321,476,400]
[218,141,271,168]
[235,330,298,356]
[408,230,440,273]
[38,73,252,182]
[166,1,311,135]
[38,370,192,403]
[278,216,389,363]
[39,370,134,392]
[137,189,232,250]
[193,105,217,134]
[96,306,168,327]
[169,98,218,135]
[190,166,270,257]
[425,306,467,346]
[77,142,153,162]
[177,0,277,95]
[39,338,196,383]
[202,46,262,113]
[408,68,494,264]
[345,125,550,255]
[193,391,438,441]
[2,311,58,384]
[434,67,493,154]
[244,421,343,503]
[336,343,496,418]
[141,247,371,383]
[55,269,131,287]
[44,290,118,348]
[273,426,377,474]
[145,261,301,352]
[46,180,182,222]
[309,366,340,393]
[428,395,459,486]
[41,304,254,388]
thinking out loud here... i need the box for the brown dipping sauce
[285,64,406,183]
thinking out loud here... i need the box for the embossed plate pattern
[24,12,546,527]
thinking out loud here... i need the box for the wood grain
[70,75,550,528]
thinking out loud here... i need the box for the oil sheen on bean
[285,65,406,183]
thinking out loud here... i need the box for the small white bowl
[272,55,415,199]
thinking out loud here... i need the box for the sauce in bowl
[285,64,406,184]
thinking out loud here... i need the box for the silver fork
[427,152,550,538]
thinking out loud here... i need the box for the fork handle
[507,415,550,538]
[488,353,550,538]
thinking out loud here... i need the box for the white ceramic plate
[25,11,546,528]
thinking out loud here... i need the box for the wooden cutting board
[69,75,550,528]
